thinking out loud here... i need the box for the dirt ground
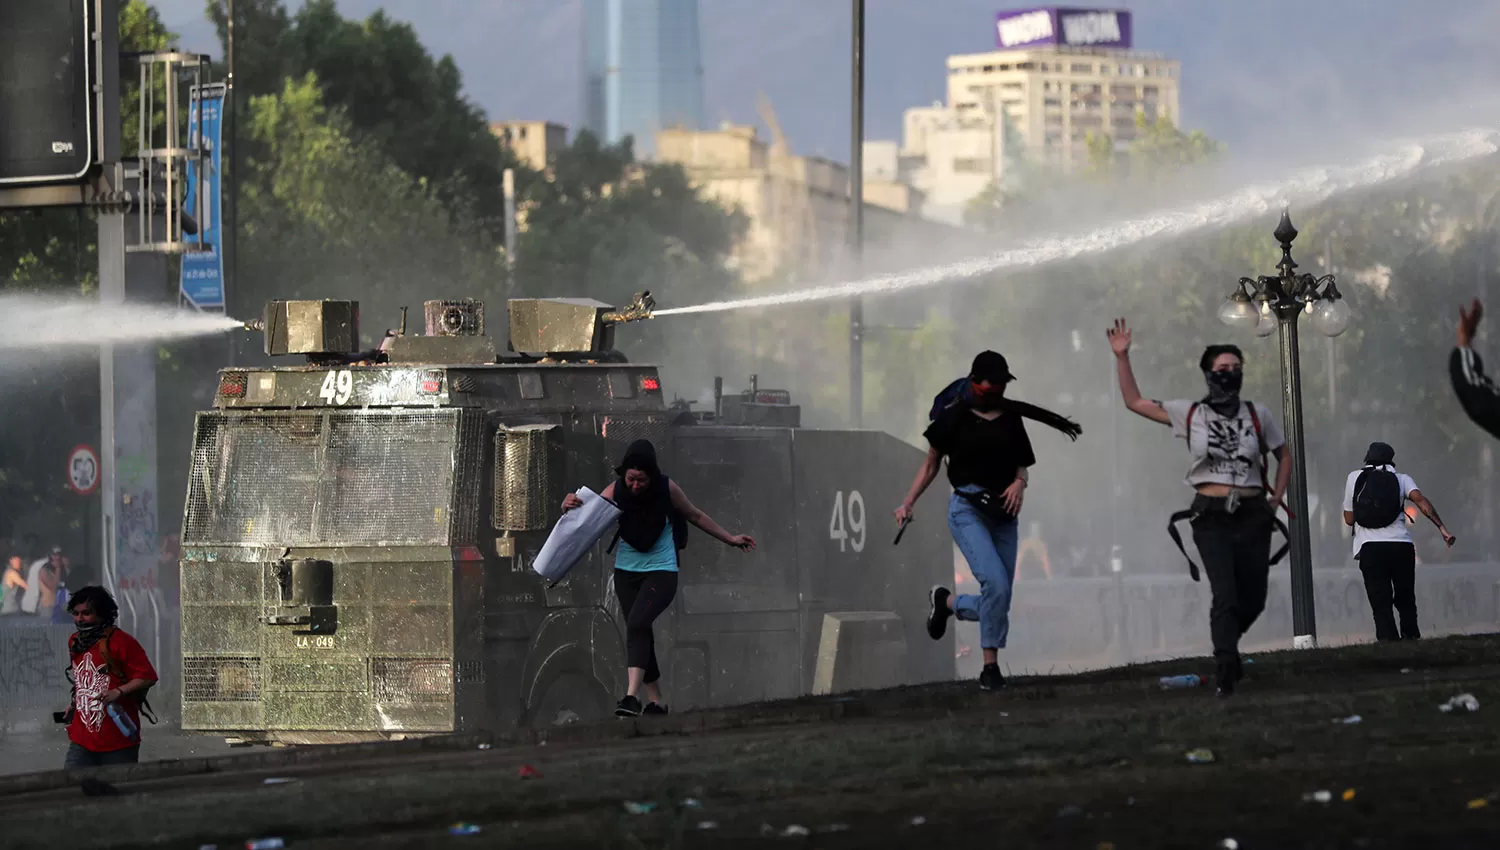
[4,635,1500,849]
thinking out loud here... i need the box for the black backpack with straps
[1352,466,1404,531]
[1166,401,1290,581]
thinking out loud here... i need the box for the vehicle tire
[527,672,609,729]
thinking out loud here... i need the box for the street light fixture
[1218,207,1351,649]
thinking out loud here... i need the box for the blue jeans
[948,486,1020,650]
[64,742,140,769]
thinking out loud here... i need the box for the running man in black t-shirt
[896,351,1081,690]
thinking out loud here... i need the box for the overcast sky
[153,1,1500,163]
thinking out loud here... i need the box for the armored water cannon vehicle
[180,294,950,745]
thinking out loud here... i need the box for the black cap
[970,350,1015,384]
[1364,442,1395,466]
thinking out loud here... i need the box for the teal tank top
[614,525,678,573]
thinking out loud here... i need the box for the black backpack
[1352,466,1404,530]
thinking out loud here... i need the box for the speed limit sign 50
[68,445,100,496]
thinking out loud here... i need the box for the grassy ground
[4,635,1500,849]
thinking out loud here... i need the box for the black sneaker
[979,664,1005,691]
[1215,658,1237,698]
[927,586,953,640]
[615,695,643,717]
[643,702,669,716]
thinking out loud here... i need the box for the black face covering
[1204,369,1243,414]
[614,440,671,553]
[70,622,111,655]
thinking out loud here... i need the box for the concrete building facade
[657,124,942,282]
[490,121,568,172]
[871,8,1182,226]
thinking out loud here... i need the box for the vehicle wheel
[528,672,608,729]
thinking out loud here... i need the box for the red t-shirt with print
[67,628,157,753]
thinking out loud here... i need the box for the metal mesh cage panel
[324,412,460,545]
[493,426,558,531]
[184,656,261,702]
[373,658,453,705]
[184,410,473,546]
[597,414,669,450]
[184,414,321,545]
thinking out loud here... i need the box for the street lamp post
[1218,208,1351,649]
[849,0,865,428]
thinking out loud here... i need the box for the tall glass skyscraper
[582,0,705,158]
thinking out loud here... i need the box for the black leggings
[613,569,678,684]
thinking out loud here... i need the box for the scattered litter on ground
[518,764,541,779]
[262,777,296,785]
[1218,839,1240,850]
[1336,715,1363,725]
[199,845,218,850]
[476,743,491,750]
[1401,668,1413,673]
[910,816,927,826]
[1159,674,1202,690]
[1439,694,1480,714]
[244,840,285,850]
[1185,748,1216,764]
[623,801,657,815]
[680,797,702,808]
[779,825,810,837]
[1468,799,1489,810]
[1302,790,1333,804]
[1344,789,1357,802]
[697,821,719,831]
[448,823,481,836]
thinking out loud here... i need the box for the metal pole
[1277,311,1317,647]
[97,0,122,595]
[848,0,865,427]
[226,0,238,363]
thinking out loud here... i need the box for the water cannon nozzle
[243,318,265,333]
[603,291,655,325]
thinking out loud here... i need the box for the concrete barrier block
[812,611,909,696]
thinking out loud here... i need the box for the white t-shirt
[1159,400,1286,489]
[1342,465,1418,557]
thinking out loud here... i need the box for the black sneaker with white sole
[615,695,643,717]
[979,664,1005,691]
[643,702,669,716]
[927,586,953,640]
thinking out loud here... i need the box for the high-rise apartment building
[873,8,1182,225]
[581,0,706,159]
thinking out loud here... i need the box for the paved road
[0,723,254,776]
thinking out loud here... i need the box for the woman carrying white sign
[560,439,756,718]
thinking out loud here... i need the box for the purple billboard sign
[994,7,1133,50]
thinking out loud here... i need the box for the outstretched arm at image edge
[1451,346,1500,440]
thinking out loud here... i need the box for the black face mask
[1204,369,1243,408]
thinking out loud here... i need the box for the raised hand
[1107,317,1133,357]
[1459,298,1484,347]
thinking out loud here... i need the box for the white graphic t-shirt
[1159,399,1286,489]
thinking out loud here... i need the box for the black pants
[1191,499,1273,670]
[613,569,678,684]
[1357,541,1419,641]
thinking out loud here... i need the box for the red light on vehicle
[217,373,247,397]
[641,376,661,392]
[419,370,443,394]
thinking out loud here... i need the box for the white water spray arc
[0,294,244,350]
[654,129,1500,317]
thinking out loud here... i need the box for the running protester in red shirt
[61,586,157,769]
